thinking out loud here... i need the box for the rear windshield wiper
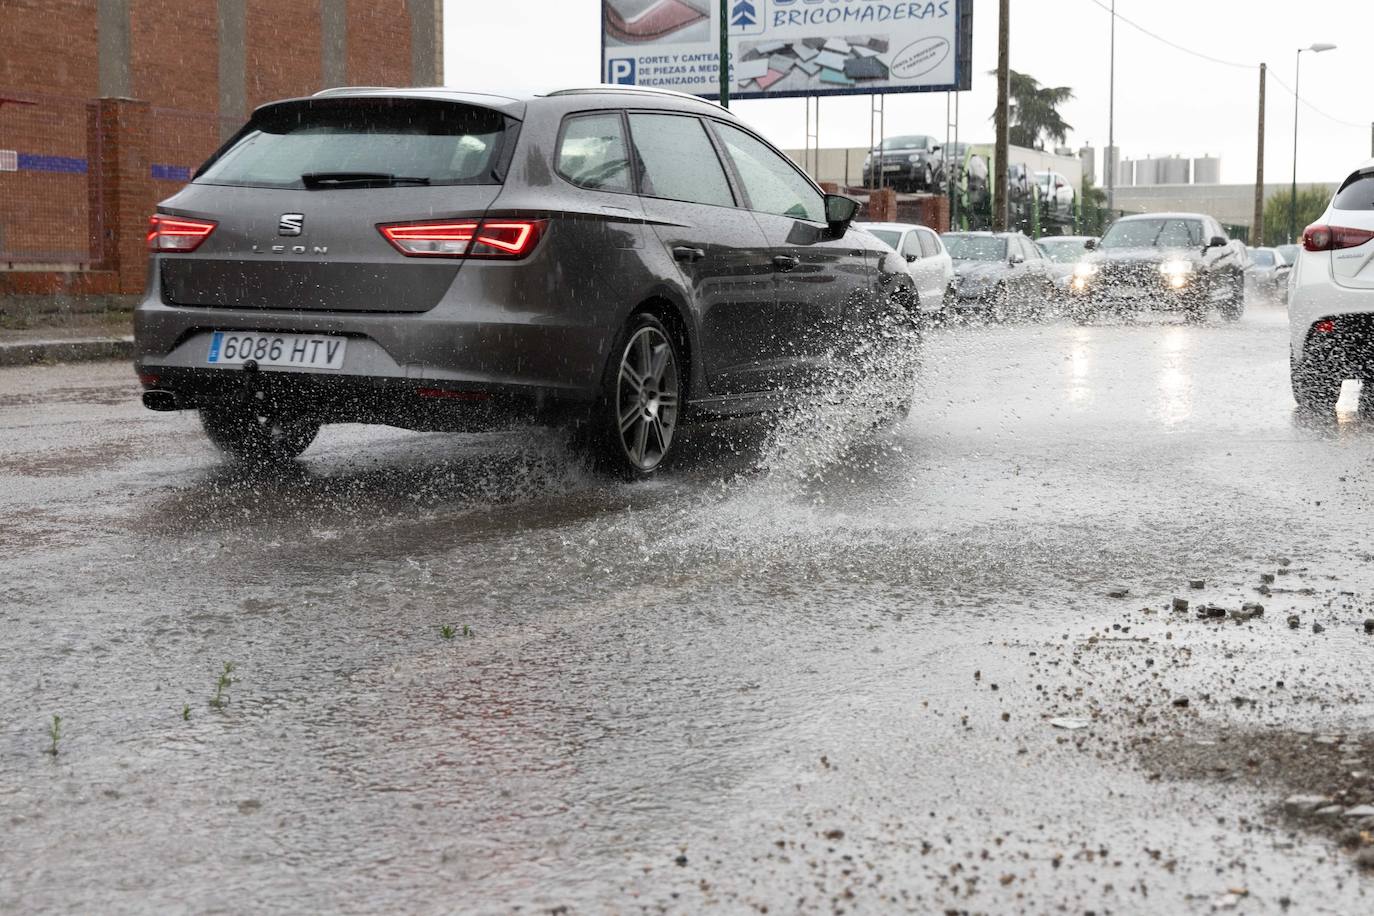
[301,171,432,188]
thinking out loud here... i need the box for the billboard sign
[602,0,972,100]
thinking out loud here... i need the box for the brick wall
[130,0,219,112]
[0,0,425,302]
[0,1,99,98]
[246,0,323,110]
[346,0,413,86]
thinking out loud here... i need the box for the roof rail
[545,84,727,111]
[312,86,397,98]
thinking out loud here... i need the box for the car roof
[1040,235,1095,242]
[1115,212,1209,222]
[296,84,733,121]
[855,222,929,233]
[943,230,1021,237]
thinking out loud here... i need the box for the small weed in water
[182,704,191,721]
[46,715,61,756]
[463,624,473,638]
[441,625,456,640]
[209,662,235,709]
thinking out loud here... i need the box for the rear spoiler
[191,95,523,183]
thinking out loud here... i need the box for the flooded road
[3,302,1374,913]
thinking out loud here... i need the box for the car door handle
[772,255,800,271]
[672,246,706,262]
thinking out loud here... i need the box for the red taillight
[1314,319,1336,334]
[138,372,160,387]
[147,214,216,252]
[1302,223,1374,252]
[378,219,544,259]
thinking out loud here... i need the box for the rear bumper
[133,363,593,431]
[132,259,613,427]
[133,282,608,430]
[1293,314,1374,379]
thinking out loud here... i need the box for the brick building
[0,0,443,304]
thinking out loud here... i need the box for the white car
[856,221,955,315]
[1288,159,1374,413]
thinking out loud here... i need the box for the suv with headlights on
[134,85,918,476]
[1066,212,1246,323]
[862,134,942,192]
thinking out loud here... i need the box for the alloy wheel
[616,325,679,471]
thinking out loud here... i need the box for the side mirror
[825,194,859,236]
[1009,254,1025,265]
[1084,239,1098,250]
[1206,235,1228,249]
[904,253,918,263]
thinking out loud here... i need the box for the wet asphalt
[2,300,1373,914]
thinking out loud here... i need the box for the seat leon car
[135,85,918,475]
[1288,160,1374,413]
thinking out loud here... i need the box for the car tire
[200,406,320,462]
[987,284,1012,323]
[1219,273,1245,322]
[585,312,683,479]
[1291,356,1342,414]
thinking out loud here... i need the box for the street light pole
[719,0,730,108]
[1254,63,1265,246]
[1106,0,1115,215]
[1291,42,1336,243]
[992,0,1009,231]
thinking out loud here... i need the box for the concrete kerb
[0,337,135,368]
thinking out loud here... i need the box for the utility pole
[1253,63,1266,246]
[992,0,1009,231]
[719,0,730,108]
[1106,0,1116,215]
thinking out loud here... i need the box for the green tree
[1263,186,1331,245]
[990,70,1074,150]
[1078,176,1109,236]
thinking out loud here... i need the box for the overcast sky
[444,0,1372,185]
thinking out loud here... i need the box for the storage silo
[1132,158,1158,186]
[1158,155,1190,184]
[1192,155,1221,184]
[1079,145,1096,185]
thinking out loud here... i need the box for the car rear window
[867,229,902,249]
[918,230,940,258]
[1333,171,1374,210]
[196,99,511,189]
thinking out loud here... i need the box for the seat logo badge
[279,213,304,236]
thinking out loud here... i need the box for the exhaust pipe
[142,389,181,412]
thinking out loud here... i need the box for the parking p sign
[608,58,636,84]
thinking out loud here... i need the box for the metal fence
[0,92,99,264]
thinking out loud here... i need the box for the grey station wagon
[135,85,917,475]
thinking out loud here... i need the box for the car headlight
[1159,259,1194,277]
[908,154,923,164]
[1072,262,1098,278]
